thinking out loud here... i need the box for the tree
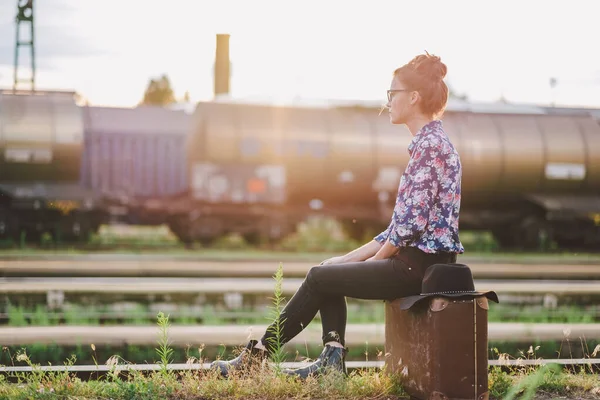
[448,84,468,101]
[497,94,509,104]
[140,74,176,106]
[74,92,90,106]
[446,79,468,101]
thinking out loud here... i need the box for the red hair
[394,51,449,118]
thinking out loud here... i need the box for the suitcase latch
[429,298,449,312]
[476,297,489,310]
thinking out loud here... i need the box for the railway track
[3,358,599,378]
[2,276,600,296]
[1,323,598,347]
[2,259,600,279]
[2,309,599,326]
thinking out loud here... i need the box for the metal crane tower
[13,0,35,91]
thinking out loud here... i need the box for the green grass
[1,361,598,400]
[1,270,599,400]
[1,325,599,400]
[3,338,598,368]
[2,223,599,399]
[1,222,600,264]
[4,302,600,327]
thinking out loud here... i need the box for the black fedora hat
[398,263,499,310]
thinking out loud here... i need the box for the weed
[155,311,174,380]
[7,304,27,327]
[1,335,599,399]
[502,363,563,400]
[265,262,288,370]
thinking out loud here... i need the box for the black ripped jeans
[260,246,457,352]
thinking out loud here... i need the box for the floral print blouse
[374,120,465,254]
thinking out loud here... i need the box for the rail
[2,358,599,375]
[2,260,600,279]
[1,323,598,346]
[2,309,596,325]
[2,277,600,296]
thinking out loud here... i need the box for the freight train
[1,89,599,251]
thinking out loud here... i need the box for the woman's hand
[365,242,399,262]
[319,256,347,266]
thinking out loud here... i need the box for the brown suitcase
[385,296,490,400]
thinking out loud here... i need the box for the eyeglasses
[387,89,409,102]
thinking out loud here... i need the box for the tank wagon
[156,98,600,250]
[0,90,104,243]
[164,101,391,245]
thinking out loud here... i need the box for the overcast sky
[0,0,598,108]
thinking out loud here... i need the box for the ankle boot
[282,344,347,379]
[210,340,269,378]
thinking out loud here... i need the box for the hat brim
[397,290,499,311]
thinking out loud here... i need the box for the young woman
[210,52,465,379]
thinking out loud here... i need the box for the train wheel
[554,237,584,250]
[553,219,600,251]
[0,208,16,241]
[519,216,552,251]
[493,217,552,251]
[243,218,294,246]
[54,214,92,244]
[242,231,260,246]
[168,214,222,247]
[0,212,22,246]
[491,226,518,249]
[167,214,194,245]
[190,216,222,246]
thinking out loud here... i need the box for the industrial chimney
[214,34,230,97]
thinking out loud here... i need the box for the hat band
[419,290,478,296]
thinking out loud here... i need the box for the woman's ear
[410,91,420,106]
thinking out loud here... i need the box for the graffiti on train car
[47,200,80,215]
[191,163,286,204]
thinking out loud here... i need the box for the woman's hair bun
[410,51,447,81]
[393,51,449,118]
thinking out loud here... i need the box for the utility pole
[14,0,35,91]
